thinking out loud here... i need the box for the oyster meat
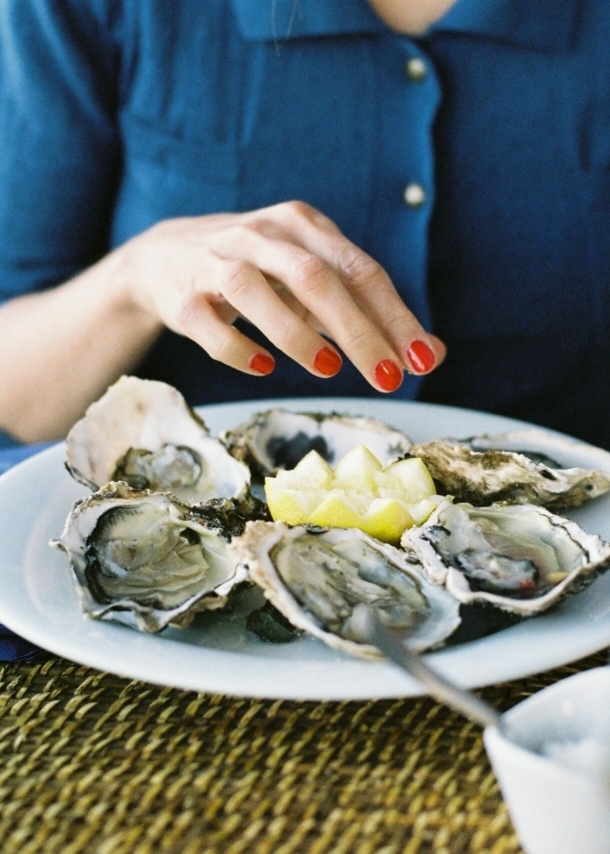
[66,376,251,503]
[410,429,610,509]
[52,482,251,631]
[231,521,461,658]
[220,409,412,477]
[401,499,610,616]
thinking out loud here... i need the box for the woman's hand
[0,200,446,444]
[123,201,445,392]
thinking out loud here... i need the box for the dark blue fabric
[0,0,609,447]
[0,623,42,662]
[0,445,52,660]
[0,442,53,475]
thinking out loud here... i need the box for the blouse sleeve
[0,0,122,303]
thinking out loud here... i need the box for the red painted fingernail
[407,339,436,374]
[374,359,403,392]
[249,353,275,375]
[314,347,342,377]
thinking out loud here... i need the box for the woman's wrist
[99,237,165,340]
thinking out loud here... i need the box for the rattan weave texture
[0,650,606,854]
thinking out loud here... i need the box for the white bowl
[484,666,610,854]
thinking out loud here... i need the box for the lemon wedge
[265,445,439,543]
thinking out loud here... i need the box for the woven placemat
[0,649,606,854]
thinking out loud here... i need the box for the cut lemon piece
[408,496,443,526]
[308,492,365,529]
[291,450,334,487]
[333,445,383,491]
[265,480,324,526]
[381,457,436,502]
[361,497,415,544]
[263,443,439,543]
[308,493,414,544]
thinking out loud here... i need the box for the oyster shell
[401,499,610,616]
[66,376,251,503]
[230,521,461,658]
[52,482,250,631]
[410,429,610,509]
[220,409,412,477]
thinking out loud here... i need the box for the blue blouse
[1,0,609,447]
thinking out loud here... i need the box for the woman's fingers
[199,238,399,390]
[256,202,443,376]
[238,202,446,374]
[175,292,276,376]
[347,270,446,375]
[207,231,405,391]
[175,260,344,380]
[133,203,445,390]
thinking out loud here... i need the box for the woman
[0,0,608,448]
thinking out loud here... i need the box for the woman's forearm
[0,247,162,443]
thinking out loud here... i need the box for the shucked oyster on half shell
[410,429,610,509]
[230,521,461,659]
[401,498,610,616]
[65,376,251,503]
[220,409,412,477]
[52,482,251,632]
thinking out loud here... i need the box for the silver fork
[353,606,503,731]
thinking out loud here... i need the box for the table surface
[0,648,606,854]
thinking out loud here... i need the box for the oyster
[220,409,412,477]
[65,376,251,503]
[230,521,461,658]
[52,482,250,631]
[401,499,610,616]
[410,429,610,509]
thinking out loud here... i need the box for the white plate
[1,397,610,701]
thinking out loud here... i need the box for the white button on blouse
[403,183,426,207]
[405,57,427,82]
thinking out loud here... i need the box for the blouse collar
[231,0,579,54]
